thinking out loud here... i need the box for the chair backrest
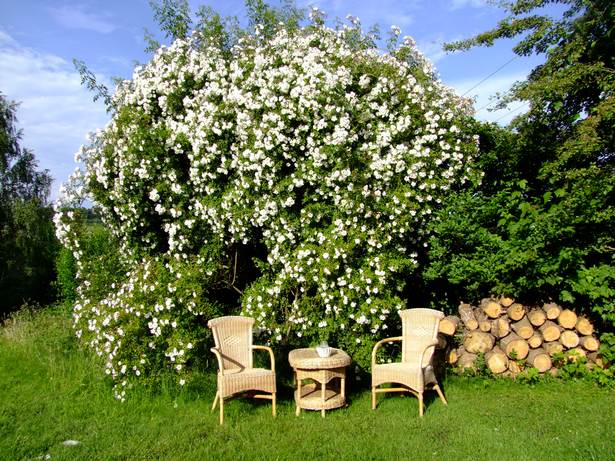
[208,316,254,371]
[400,308,444,365]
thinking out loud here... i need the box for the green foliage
[427,1,614,331]
[73,59,112,109]
[566,264,615,326]
[0,93,57,316]
[598,332,615,364]
[149,0,192,41]
[54,247,77,302]
[517,366,543,385]
[550,350,615,387]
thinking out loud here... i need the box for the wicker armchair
[371,308,447,416]
[208,316,276,424]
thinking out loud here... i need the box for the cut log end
[439,315,460,336]
[558,309,578,329]
[485,346,508,374]
[500,333,529,360]
[559,330,580,349]
[575,317,594,336]
[499,296,515,308]
[481,298,503,319]
[580,336,600,352]
[464,331,495,354]
[511,317,534,340]
[542,302,562,320]
[527,348,552,373]
[539,320,562,342]
[527,331,543,349]
[527,308,546,327]
[491,317,511,339]
[459,303,479,331]
[507,303,525,321]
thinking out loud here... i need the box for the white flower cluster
[56,18,477,382]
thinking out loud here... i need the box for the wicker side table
[288,348,351,417]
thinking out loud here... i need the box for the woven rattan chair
[208,316,276,424]
[371,308,447,416]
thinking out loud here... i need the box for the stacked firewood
[437,297,604,376]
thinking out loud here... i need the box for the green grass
[1,308,614,461]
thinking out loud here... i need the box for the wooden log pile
[438,297,604,376]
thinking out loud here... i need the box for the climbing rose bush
[56,17,478,396]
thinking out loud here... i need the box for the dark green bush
[54,247,77,303]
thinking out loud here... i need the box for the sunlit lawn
[1,308,614,460]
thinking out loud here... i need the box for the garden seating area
[208,309,449,423]
[1,308,613,460]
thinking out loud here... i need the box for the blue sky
[0,0,547,200]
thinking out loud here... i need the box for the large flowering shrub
[56,15,478,396]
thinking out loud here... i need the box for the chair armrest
[252,345,275,373]
[210,347,225,375]
[419,340,439,368]
[371,336,403,369]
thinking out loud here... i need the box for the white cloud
[0,30,109,199]
[48,5,115,34]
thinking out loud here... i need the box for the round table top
[288,348,351,369]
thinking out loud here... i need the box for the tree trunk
[527,331,543,349]
[473,307,492,332]
[506,303,525,321]
[527,308,546,327]
[559,330,580,349]
[439,315,460,336]
[539,320,562,342]
[464,331,495,354]
[543,341,564,356]
[558,309,578,329]
[499,296,515,308]
[447,348,460,364]
[527,348,552,373]
[491,317,511,339]
[542,302,561,320]
[480,298,503,319]
[575,317,594,336]
[579,336,600,352]
[458,351,477,370]
[458,303,478,330]
[485,346,508,374]
[500,333,529,360]
[511,317,534,339]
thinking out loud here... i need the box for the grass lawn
[1,308,614,461]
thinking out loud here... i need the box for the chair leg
[418,392,424,417]
[272,392,277,418]
[434,384,448,405]
[219,395,224,425]
[211,391,219,411]
[371,387,376,410]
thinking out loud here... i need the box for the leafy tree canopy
[0,93,56,314]
[428,0,614,328]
